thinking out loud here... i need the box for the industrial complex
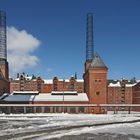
[0,11,140,114]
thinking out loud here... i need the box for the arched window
[53,77,58,91]
[70,77,75,91]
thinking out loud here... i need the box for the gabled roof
[34,93,89,102]
[90,53,107,68]
[4,95,35,102]
[108,79,138,87]
[3,92,89,102]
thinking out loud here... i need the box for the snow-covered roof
[15,75,32,81]
[59,79,64,81]
[76,79,84,82]
[44,79,53,84]
[34,93,89,102]
[43,79,84,84]
[108,81,137,87]
[125,83,137,87]
[108,82,121,87]
[136,80,140,83]
[25,76,32,80]
[4,95,35,102]
[65,79,69,82]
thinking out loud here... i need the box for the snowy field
[0,113,140,140]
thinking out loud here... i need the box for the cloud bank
[7,26,41,74]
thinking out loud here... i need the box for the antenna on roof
[74,72,77,79]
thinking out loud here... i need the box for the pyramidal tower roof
[90,53,107,68]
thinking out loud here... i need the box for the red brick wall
[85,68,108,104]
[133,82,140,103]
[133,82,140,111]
[83,67,108,114]
[34,101,89,113]
[0,79,10,96]
[10,75,84,93]
[107,87,133,104]
[0,63,9,80]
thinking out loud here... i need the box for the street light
[62,78,65,113]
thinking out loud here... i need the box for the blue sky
[1,0,140,80]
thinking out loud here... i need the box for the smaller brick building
[107,79,140,111]
[107,80,135,104]
[10,73,44,93]
[10,73,84,94]
[132,82,140,111]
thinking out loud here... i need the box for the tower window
[96,91,100,96]
[94,79,102,83]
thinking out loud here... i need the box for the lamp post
[114,87,117,114]
[62,79,65,113]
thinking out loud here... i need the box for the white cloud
[7,26,41,74]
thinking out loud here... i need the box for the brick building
[10,73,84,93]
[8,13,140,114]
[10,73,44,93]
[1,12,140,114]
[107,80,136,104]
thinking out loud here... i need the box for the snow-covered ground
[0,113,140,140]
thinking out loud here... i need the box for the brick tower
[0,11,9,80]
[83,13,108,114]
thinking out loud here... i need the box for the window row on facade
[0,106,86,114]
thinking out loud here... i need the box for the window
[45,107,50,113]
[26,107,33,113]
[36,107,42,113]
[53,106,59,113]
[70,82,74,91]
[70,107,75,113]
[54,82,57,91]
[96,91,100,96]
[62,106,67,113]
[78,107,84,113]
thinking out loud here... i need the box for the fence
[0,104,140,114]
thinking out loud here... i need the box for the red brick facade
[10,74,84,94]
[83,60,108,113]
[107,81,133,105]
[0,79,10,96]
[0,62,9,80]
[0,62,10,96]
[10,73,140,113]
[10,75,44,93]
